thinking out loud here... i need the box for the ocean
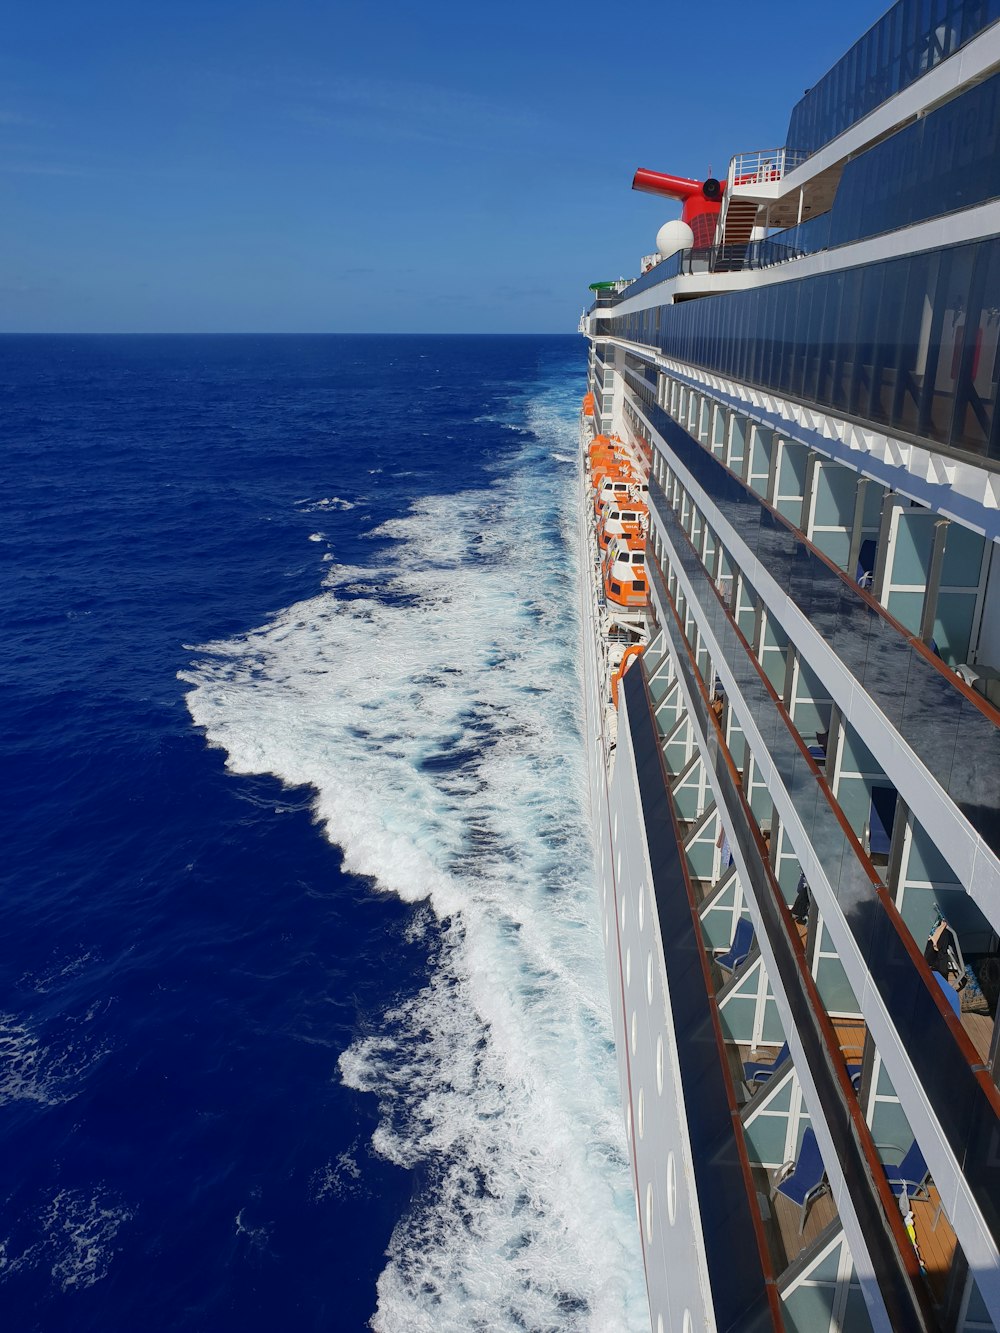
[0,335,646,1332]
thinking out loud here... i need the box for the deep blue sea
[0,336,645,1332]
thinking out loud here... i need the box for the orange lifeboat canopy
[589,446,626,473]
[591,452,634,482]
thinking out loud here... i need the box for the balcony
[728,147,810,191]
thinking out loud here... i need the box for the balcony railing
[727,147,809,190]
[616,236,817,304]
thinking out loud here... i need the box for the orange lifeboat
[589,443,627,475]
[598,501,648,551]
[603,535,650,607]
[611,645,644,708]
[583,392,595,417]
[594,475,646,516]
[586,439,618,461]
[592,459,635,490]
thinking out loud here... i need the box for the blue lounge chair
[856,538,877,588]
[773,1127,828,1233]
[867,785,898,859]
[715,916,755,975]
[743,1041,790,1090]
[881,1139,930,1201]
[846,1062,863,1091]
[933,970,961,1018]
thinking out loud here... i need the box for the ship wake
[181,384,647,1331]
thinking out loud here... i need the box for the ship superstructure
[579,4,1000,1330]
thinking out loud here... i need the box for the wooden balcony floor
[774,1186,839,1262]
[751,1164,839,1271]
[833,1017,866,1064]
[961,1011,995,1063]
[910,1184,958,1306]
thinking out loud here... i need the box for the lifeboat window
[611,581,621,594]
[634,580,646,590]
[635,553,645,564]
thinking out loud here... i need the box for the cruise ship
[578,4,1000,1330]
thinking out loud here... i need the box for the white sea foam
[310,1142,364,1202]
[296,496,357,512]
[181,382,646,1331]
[20,949,97,996]
[0,1010,107,1107]
[0,1187,132,1292]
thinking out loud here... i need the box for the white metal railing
[727,147,808,189]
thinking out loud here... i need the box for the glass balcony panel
[870,261,908,426]
[927,246,977,444]
[850,265,885,419]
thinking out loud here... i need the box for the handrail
[614,236,818,304]
[727,147,809,189]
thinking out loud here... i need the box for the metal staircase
[719,198,758,249]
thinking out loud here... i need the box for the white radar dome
[656,220,695,260]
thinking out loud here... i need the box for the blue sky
[2,0,885,332]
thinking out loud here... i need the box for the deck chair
[856,538,877,588]
[867,785,898,860]
[715,916,754,976]
[773,1128,828,1234]
[743,1041,790,1090]
[880,1139,931,1201]
[932,970,961,1019]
